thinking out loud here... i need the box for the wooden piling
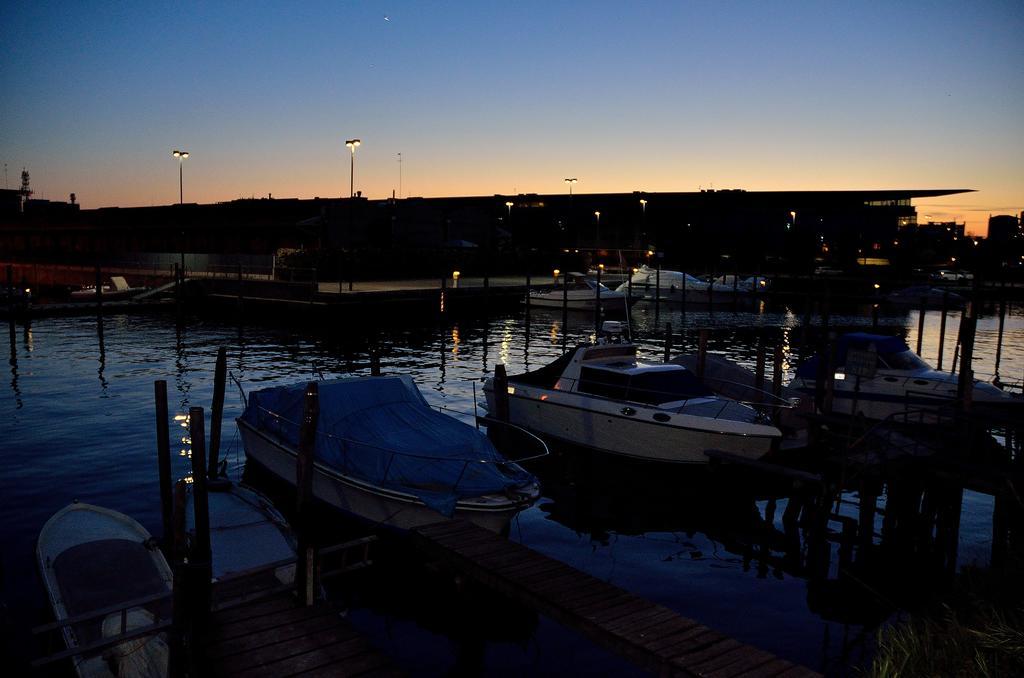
[370,348,381,376]
[754,338,766,403]
[154,380,174,555]
[5,265,12,314]
[207,347,227,479]
[493,364,510,424]
[295,382,320,607]
[95,264,103,309]
[654,262,661,322]
[957,304,977,412]
[772,344,784,399]
[916,297,926,355]
[697,329,709,381]
[994,293,1007,378]
[188,406,213,627]
[937,291,948,370]
[236,263,243,314]
[594,265,602,336]
[561,267,569,352]
[663,323,672,363]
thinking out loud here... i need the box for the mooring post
[5,265,12,314]
[493,364,510,424]
[188,406,212,630]
[858,479,879,561]
[916,297,926,355]
[680,270,687,316]
[236,263,243,314]
[654,262,661,322]
[370,348,381,376]
[823,332,837,415]
[697,329,709,381]
[295,382,320,606]
[754,337,766,403]
[594,265,602,336]
[958,302,977,413]
[154,380,174,555]
[439,275,447,316]
[772,343,784,398]
[994,292,1007,378]
[937,291,948,370]
[561,266,569,352]
[169,478,189,678]
[664,323,672,363]
[95,263,103,309]
[207,347,227,479]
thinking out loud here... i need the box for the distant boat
[37,502,172,678]
[885,285,964,308]
[237,375,543,532]
[615,265,749,304]
[527,272,628,312]
[70,276,147,301]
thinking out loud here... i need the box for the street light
[564,178,577,195]
[171,150,189,204]
[594,211,601,244]
[505,201,513,219]
[345,138,361,198]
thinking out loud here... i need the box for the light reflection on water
[0,299,1020,675]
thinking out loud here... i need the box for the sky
[1,1,1022,235]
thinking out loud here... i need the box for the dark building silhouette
[988,214,1021,243]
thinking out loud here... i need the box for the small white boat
[237,375,543,532]
[186,480,297,586]
[789,332,1020,421]
[885,285,964,308]
[528,272,627,312]
[483,322,781,464]
[37,502,172,678]
[70,276,147,301]
[615,265,739,304]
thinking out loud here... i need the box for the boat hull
[238,420,535,533]
[528,292,628,311]
[491,388,778,464]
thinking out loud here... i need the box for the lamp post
[172,150,189,204]
[345,139,361,198]
[564,177,577,195]
[639,198,647,247]
[594,211,601,246]
[505,201,513,219]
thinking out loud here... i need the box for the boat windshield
[579,366,712,404]
[879,349,929,371]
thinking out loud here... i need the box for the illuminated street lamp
[564,177,577,195]
[171,150,189,204]
[345,138,361,198]
[505,201,513,219]
[594,211,601,244]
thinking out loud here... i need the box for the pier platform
[205,591,401,677]
[412,520,820,678]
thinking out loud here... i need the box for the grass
[868,565,1024,677]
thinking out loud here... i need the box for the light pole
[564,177,577,195]
[594,210,601,246]
[397,152,402,199]
[639,198,647,248]
[505,200,513,220]
[345,139,361,198]
[172,150,189,204]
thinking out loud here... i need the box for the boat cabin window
[625,369,712,405]
[578,367,629,400]
[578,366,712,404]
[877,350,928,371]
[554,277,594,291]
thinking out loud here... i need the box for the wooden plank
[287,646,392,678]
[514,565,585,590]
[415,519,478,540]
[211,594,296,625]
[704,648,783,677]
[774,667,823,678]
[604,606,681,636]
[647,626,721,654]
[731,658,796,678]
[209,604,337,642]
[448,538,521,560]
[237,638,371,678]
[495,557,573,582]
[689,644,767,675]
[211,624,361,673]
[670,638,742,671]
[207,613,345,660]
[433,527,503,550]
[577,596,650,625]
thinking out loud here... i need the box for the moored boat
[70,276,147,302]
[527,272,627,312]
[615,265,746,304]
[37,502,172,678]
[789,332,1020,420]
[237,375,543,532]
[483,323,782,464]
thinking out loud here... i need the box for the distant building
[988,214,1020,243]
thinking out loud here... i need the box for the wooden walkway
[412,521,820,678]
[204,592,402,678]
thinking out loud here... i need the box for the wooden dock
[413,521,820,678]
[204,591,401,678]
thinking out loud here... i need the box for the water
[2,299,1021,675]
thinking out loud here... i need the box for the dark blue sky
[2,1,1021,233]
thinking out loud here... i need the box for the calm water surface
[2,299,1021,675]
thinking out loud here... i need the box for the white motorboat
[483,322,782,464]
[37,502,172,678]
[528,272,627,312]
[238,375,544,533]
[70,276,147,301]
[885,285,964,309]
[789,332,1020,421]
[615,265,737,304]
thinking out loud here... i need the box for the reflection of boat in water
[615,265,763,304]
[37,502,172,678]
[885,285,964,308]
[70,276,147,302]
[789,332,1020,420]
[484,323,781,464]
[238,375,543,532]
[527,272,627,312]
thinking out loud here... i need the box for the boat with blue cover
[789,332,1020,421]
[237,375,543,532]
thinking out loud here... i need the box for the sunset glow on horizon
[2,1,1021,236]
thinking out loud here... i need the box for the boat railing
[31,590,173,669]
[476,415,551,463]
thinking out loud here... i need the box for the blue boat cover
[241,376,536,516]
[795,333,911,379]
